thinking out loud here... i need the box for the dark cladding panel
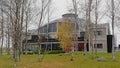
[107,35,112,53]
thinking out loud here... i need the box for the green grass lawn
[0,52,120,68]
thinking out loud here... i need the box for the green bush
[22,50,65,54]
[47,50,65,54]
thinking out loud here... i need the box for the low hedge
[22,50,65,54]
[47,50,65,54]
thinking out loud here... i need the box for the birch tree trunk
[88,0,94,59]
[0,0,4,56]
[84,0,88,60]
[111,0,115,61]
[94,0,99,58]
[40,0,52,62]
[37,0,51,62]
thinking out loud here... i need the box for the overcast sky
[52,0,69,19]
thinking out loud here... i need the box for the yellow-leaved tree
[57,20,74,52]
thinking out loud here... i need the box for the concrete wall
[89,23,110,52]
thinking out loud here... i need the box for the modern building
[78,23,110,52]
[22,13,110,53]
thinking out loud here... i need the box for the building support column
[51,42,52,52]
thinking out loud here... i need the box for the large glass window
[49,24,52,32]
[49,23,57,32]
[53,24,57,32]
[40,26,47,33]
[40,27,43,33]
[40,23,57,33]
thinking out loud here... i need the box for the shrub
[47,50,65,54]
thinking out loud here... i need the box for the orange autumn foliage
[57,20,74,51]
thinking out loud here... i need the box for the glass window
[40,26,47,33]
[94,44,103,48]
[80,32,85,37]
[49,24,52,32]
[95,31,102,36]
[40,27,43,33]
[53,23,57,32]
[44,26,47,33]
[49,23,57,32]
